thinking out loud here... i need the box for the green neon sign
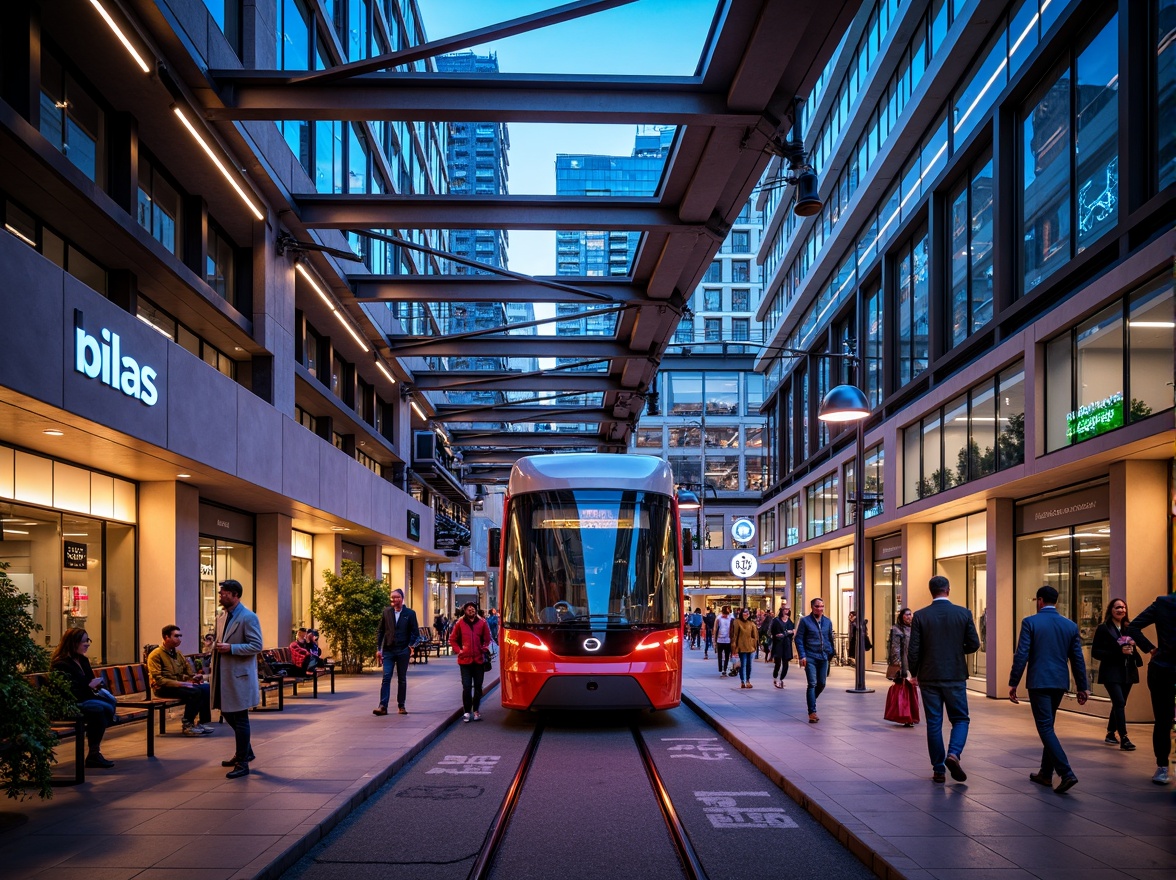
[1066,392,1123,443]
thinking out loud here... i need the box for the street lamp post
[816,358,873,695]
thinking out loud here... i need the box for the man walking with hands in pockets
[908,576,980,784]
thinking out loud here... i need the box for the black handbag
[482,652,493,672]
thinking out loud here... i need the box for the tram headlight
[636,633,678,651]
[505,633,550,653]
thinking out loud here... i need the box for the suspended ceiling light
[172,106,265,221]
[294,263,369,352]
[88,0,150,73]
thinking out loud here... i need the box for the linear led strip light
[172,107,265,221]
[88,0,151,73]
[294,262,370,353]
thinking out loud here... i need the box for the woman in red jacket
[449,602,492,721]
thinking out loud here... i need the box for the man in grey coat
[211,579,263,779]
[1009,585,1090,794]
[908,576,981,784]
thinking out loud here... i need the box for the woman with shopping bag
[884,608,919,726]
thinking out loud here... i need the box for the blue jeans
[77,694,117,751]
[803,658,828,714]
[1029,688,1071,778]
[738,651,753,683]
[379,648,410,709]
[920,681,970,773]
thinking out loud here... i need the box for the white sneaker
[198,723,216,734]
[1152,767,1170,785]
[181,723,206,737]
[462,712,471,723]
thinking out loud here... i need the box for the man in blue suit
[795,597,835,723]
[908,576,981,783]
[1009,585,1090,794]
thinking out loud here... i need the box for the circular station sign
[730,518,756,544]
[730,551,759,579]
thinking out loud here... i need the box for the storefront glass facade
[291,529,314,641]
[0,446,137,663]
[1015,485,1112,699]
[935,512,987,680]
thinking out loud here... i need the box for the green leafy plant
[310,560,390,674]
[0,561,75,801]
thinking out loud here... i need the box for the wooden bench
[410,627,448,664]
[25,663,185,784]
[185,653,290,710]
[263,647,336,697]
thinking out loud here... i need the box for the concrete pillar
[138,481,199,649]
[312,533,340,656]
[255,513,292,646]
[413,557,430,624]
[903,522,934,611]
[253,222,295,415]
[986,497,1016,698]
[798,551,822,613]
[1111,459,1169,722]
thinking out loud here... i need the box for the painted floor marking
[426,754,502,775]
[693,791,799,829]
[662,736,731,761]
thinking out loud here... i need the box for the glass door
[967,556,987,679]
[872,559,902,665]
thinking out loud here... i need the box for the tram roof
[508,453,675,496]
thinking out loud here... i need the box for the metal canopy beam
[388,336,638,358]
[297,194,694,231]
[207,73,758,126]
[412,372,624,393]
[448,432,601,449]
[284,0,636,86]
[351,275,645,304]
[437,406,606,423]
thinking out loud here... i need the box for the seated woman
[50,628,118,769]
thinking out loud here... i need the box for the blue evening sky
[420,0,717,274]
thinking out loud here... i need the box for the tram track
[284,701,875,880]
[468,721,708,880]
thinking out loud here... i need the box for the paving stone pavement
[1,651,1172,879]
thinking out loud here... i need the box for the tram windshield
[501,490,681,627]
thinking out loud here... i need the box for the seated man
[289,627,312,674]
[146,624,213,736]
[305,629,323,666]
[542,601,577,624]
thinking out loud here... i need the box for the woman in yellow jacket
[731,608,760,688]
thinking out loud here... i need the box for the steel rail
[632,724,708,880]
[467,720,545,880]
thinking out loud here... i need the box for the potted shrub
[0,562,74,801]
[311,560,390,674]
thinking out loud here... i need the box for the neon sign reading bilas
[74,310,159,406]
[1066,392,1122,443]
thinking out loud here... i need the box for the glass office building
[754,0,1175,720]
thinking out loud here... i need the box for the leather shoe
[945,754,967,782]
[221,749,255,767]
[85,753,114,769]
[1029,772,1053,787]
[398,707,408,715]
[808,712,819,723]
[225,763,250,779]
[932,772,946,783]
[372,705,388,716]
[1054,774,1078,794]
